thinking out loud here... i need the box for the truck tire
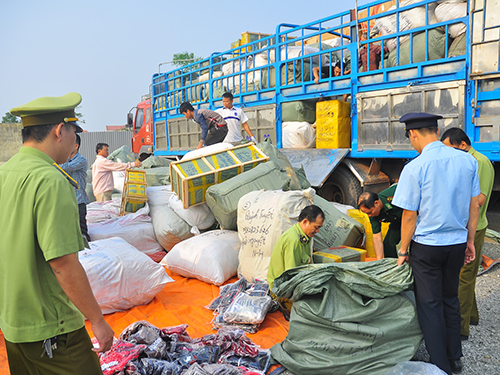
[318,165,362,207]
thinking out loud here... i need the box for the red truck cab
[128,97,153,160]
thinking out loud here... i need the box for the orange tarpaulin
[0,268,289,374]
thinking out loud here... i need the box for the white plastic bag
[282,121,316,148]
[88,205,166,262]
[222,292,273,324]
[161,230,241,286]
[237,188,315,282]
[79,237,173,314]
[169,194,215,231]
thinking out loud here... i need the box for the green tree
[2,112,19,123]
[172,52,202,67]
[75,105,86,124]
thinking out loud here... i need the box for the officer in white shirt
[216,92,257,145]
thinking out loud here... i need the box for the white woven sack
[147,185,175,207]
[435,1,467,39]
[149,203,193,251]
[282,122,316,149]
[161,230,240,286]
[86,198,121,224]
[237,188,316,282]
[88,204,166,262]
[169,194,215,231]
[79,237,173,314]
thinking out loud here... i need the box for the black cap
[399,113,443,130]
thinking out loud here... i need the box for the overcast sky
[1,0,371,131]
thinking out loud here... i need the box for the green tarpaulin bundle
[271,259,423,375]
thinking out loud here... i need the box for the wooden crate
[170,143,269,209]
[120,169,148,216]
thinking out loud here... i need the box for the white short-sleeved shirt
[215,106,249,143]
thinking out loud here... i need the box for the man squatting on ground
[0,92,114,374]
[357,184,402,260]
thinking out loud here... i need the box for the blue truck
[129,0,500,207]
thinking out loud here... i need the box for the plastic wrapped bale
[292,166,311,189]
[161,230,240,285]
[256,140,301,190]
[108,144,135,163]
[142,156,171,169]
[312,195,364,251]
[281,100,317,124]
[449,32,466,57]
[237,188,316,282]
[88,205,166,262]
[79,237,174,314]
[270,260,423,375]
[86,198,121,224]
[282,122,316,149]
[387,28,446,68]
[145,167,170,186]
[146,185,174,207]
[385,361,447,375]
[205,161,291,231]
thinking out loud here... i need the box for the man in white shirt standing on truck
[216,92,257,145]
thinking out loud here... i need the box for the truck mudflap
[280,148,350,188]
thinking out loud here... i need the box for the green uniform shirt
[267,223,312,290]
[0,147,85,343]
[469,147,494,231]
[369,184,403,234]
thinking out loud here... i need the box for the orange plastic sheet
[0,269,289,374]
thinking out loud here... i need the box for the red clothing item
[359,43,388,72]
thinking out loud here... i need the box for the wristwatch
[397,249,409,257]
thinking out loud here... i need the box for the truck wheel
[319,165,362,207]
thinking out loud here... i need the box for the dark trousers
[78,203,90,242]
[205,125,228,146]
[5,326,102,375]
[410,240,466,375]
[383,221,401,258]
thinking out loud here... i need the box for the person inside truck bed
[179,101,228,149]
[359,32,388,72]
[312,62,348,101]
[216,92,256,145]
[357,185,402,260]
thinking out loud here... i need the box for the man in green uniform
[267,205,325,291]
[357,184,402,259]
[0,93,114,374]
[441,127,495,340]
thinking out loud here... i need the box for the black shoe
[470,321,478,326]
[460,334,468,341]
[449,359,463,374]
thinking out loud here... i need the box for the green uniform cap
[10,92,84,132]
